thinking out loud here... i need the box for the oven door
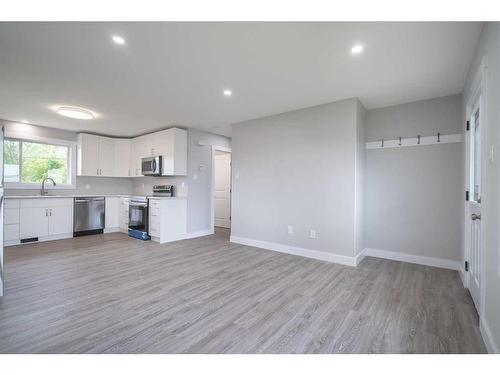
[129,201,148,232]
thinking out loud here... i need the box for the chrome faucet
[41,177,56,195]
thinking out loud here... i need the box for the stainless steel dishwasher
[73,197,105,236]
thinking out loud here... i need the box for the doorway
[464,57,487,317]
[211,146,232,231]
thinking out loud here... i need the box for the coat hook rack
[365,133,462,150]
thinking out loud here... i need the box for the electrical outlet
[309,229,317,239]
[287,225,293,234]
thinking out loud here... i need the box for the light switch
[235,172,240,179]
[287,225,293,234]
[193,174,197,180]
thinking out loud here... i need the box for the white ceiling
[0,22,482,138]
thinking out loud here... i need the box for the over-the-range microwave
[141,156,162,176]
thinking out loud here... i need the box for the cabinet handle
[45,209,48,217]
[49,209,52,216]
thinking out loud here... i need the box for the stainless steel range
[152,185,174,197]
[128,196,150,240]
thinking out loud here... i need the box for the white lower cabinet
[148,198,187,244]
[48,206,73,236]
[119,197,129,232]
[16,198,73,244]
[105,197,120,232]
[19,207,49,238]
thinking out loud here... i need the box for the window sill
[4,183,76,190]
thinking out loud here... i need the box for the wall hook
[417,135,421,145]
[398,137,402,146]
[437,132,441,143]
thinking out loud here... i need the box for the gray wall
[463,22,500,352]
[231,98,363,257]
[364,94,463,261]
[133,128,231,234]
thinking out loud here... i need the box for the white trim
[104,227,120,234]
[355,249,367,266]
[4,233,73,247]
[480,317,500,354]
[210,145,232,233]
[230,236,357,267]
[186,229,214,239]
[4,134,77,190]
[362,248,461,270]
[366,133,462,149]
[463,55,488,319]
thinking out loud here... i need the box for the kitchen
[1,122,231,256]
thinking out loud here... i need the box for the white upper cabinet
[77,133,100,176]
[78,133,116,177]
[114,139,131,177]
[78,128,188,178]
[98,136,116,176]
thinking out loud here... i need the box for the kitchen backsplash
[5,176,134,196]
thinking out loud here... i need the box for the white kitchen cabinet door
[114,139,131,177]
[48,206,73,236]
[158,128,187,176]
[77,133,100,176]
[119,197,129,231]
[20,207,49,239]
[130,136,146,176]
[98,136,116,176]
[105,197,120,230]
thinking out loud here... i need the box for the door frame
[463,56,488,318]
[210,145,232,233]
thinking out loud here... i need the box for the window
[4,138,73,186]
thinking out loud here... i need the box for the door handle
[471,214,481,221]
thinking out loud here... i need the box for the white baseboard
[230,236,357,267]
[104,227,120,234]
[362,248,461,271]
[355,249,367,266]
[186,229,215,239]
[480,317,500,354]
[5,233,73,247]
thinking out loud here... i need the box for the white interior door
[214,152,231,228]
[467,99,482,313]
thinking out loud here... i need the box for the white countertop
[5,194,186,199]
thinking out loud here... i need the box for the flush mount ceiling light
[55,106,95,120]
[112,35,126,45]
[351,44,364,55]
[223,89,232,97]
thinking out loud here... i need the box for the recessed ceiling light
[55,106,95,120]
[112,35,126,45]
[351,44,364,55]
[223,89,232,96]
[21,120,28,124]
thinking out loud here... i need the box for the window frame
[4,134,77,190]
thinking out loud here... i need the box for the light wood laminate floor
[0,229,486,353]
